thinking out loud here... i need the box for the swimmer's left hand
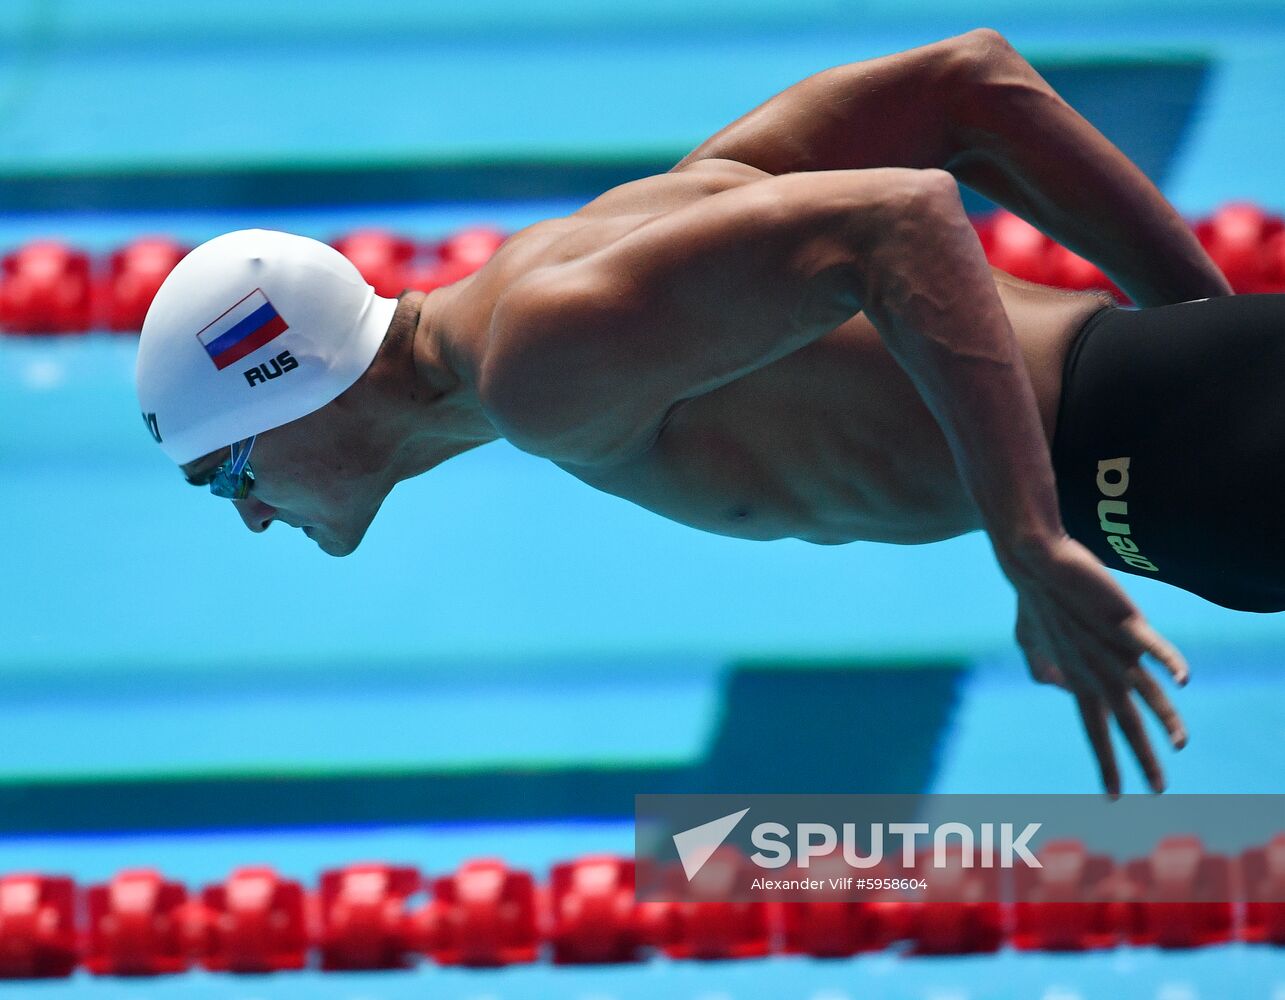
[1001,533,1190,797]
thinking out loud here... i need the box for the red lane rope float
[3,205,1285,336]
[0,835,1282,979]
[0,226,508,337]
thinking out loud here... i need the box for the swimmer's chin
[304,525,362,558]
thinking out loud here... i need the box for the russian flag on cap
[197,289,289,371]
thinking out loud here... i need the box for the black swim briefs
[1051,295,1285,613]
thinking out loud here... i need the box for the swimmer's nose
[233,497,278,533]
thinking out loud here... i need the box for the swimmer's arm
[677,29,1230,308]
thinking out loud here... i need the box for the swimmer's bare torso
[401,29,1237,794]
[441,157,1112,547]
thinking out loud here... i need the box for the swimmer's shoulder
[573,158,770,220]
[483,159,773,278]
[456,158,774,326]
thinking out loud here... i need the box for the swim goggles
[208,435,257,500]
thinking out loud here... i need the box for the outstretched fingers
[1007,536,1192,797]
[1104,684,1165,794]
[1075,690,1119,798]
[1128,666,1188,750]
[1124,617,1190,686]
[1063,625,1171,796]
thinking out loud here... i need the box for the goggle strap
[228,435,256,477]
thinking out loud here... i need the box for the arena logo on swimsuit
[1096,456,1159,573]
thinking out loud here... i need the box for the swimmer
[137,30,1243,796]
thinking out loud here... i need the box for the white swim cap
[135,229,399,465]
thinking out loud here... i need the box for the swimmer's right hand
[1002,533,1190,797]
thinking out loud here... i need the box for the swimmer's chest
[557,320,969,543]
